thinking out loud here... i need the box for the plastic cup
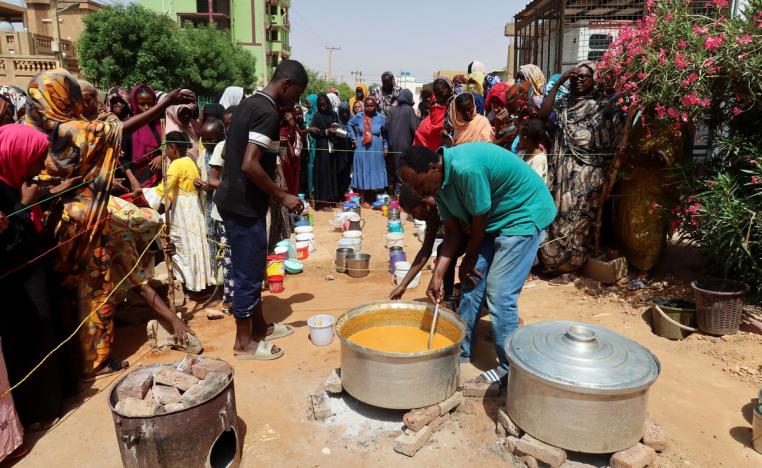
[308,314,335,346]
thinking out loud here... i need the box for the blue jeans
[458,230,541,371]
[220,210,267,320]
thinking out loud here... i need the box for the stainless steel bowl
[335,300,465,409]
[345,253,370,278]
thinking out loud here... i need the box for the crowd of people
[0,55,624,460]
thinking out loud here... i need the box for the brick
[520,455,539,468]
[642,420,667,452]
[429,413,450,432]
[182,372,228,407]
[498,407,523,437]
[154,367,199,391]
[515,434,567,467]
[163,402,185,413]
[505,435,521,453]
[403,405,440,432]
[560,461,597,468]
[394,426,432,457]
[455,399,475,414]
[462,377,500,398]
[116,370,153,401]
[437,391,464,415]
[115,397,159,417]
[190,358,232,380]
[610,443,656,468]
[311,392,333,421]
[152,384,182,405]
[323,368,343,394]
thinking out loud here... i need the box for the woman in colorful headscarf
[413,77,453,151]
[105,87,132,122]
[25,69,195,378]
[0,86,27,125]
[538,62,624,275]
[349,83,369,115]
[448,93,494,146]
[516,64,547,108]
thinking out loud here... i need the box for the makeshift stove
[108,355,239,468]
[310,368,468,457]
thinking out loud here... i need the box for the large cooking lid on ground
[505,321,660,395]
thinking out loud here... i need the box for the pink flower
[693,25,708,36]
[675,53,689,69]
[736,35,753,45]
[681,93,705,108]
[712,0,729,8]
[681,73,699,87]
[704,34,725,52]
[655,103,666,118]
[665,13,674,21]
[667,107,680,119]
[732,107,742,116]
[751,176,761,184]
[677,39,688,50]
[739,53,749,61]
[681,112,689,122]
[658,48,666,65]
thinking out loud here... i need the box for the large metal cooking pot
[335,300,465,409]
[505,321,660,454]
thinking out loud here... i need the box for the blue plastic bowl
[284,259,304,274]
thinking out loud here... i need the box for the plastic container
[393,261,421,288]
[388,221,403,233]
[389,247,406,273]
[266,254,285,277]
[295,241,309,260]
[273,245,290,260]
[294,225,314,235]
[342,230,363,240]
[284,259,304,274]
[308,314,335,346]
[275,240,296,260]
[338,238,359,252]
[268,275,284,294]
[386,232,405,249]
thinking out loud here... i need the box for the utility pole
[325,45,340,81]
[51,0,63,63]
[350,70,363,86]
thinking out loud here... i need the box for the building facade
[140,0,291,85]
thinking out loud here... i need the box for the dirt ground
[7,209,762,468]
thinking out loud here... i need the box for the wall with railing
[0,32,79,88]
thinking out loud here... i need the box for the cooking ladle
[427,300,440,349]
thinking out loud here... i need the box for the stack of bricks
[393,391,465,457]
[496,406,668,468]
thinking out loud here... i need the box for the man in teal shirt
[399,143,556,382]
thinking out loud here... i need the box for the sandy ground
[6,209,762,468]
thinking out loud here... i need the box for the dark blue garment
[220,209,267,319]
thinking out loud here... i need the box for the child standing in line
[518,118,549,186]
[144,131,214,292]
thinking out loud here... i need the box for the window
[270,30,279,42]
[589,34,613,50]
[587,50,606,61]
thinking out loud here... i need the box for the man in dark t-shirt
[214,60,308,360]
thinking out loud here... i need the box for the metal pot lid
[506,321,660,394]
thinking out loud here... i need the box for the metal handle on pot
[653,304,697,332]
[565,325,597,344]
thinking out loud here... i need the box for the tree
[304,68,354,101]
[78,5,258,95]
[78,5,192,90]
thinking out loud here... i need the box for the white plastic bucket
[393,261,421,288]
[342,230,363,239]
[308,314,335,346]
[386,232,405,249]
[273,245,290,260]
[294,225,314,235]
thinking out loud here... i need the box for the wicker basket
[691,279,749,336]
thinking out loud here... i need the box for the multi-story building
[140,0,291,85]
[0,0,98,87]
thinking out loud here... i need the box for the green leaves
[78,5,256,95]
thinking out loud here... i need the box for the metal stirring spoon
[427,300,440,350]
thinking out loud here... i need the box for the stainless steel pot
[335,248,354,273]
[345,253,370,278]
[335,301,465,409]
[505,321,660,454]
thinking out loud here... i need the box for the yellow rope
[1,225,166,398]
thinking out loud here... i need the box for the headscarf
[26,69,121,255]
[219,86,244,109]
[448,97,494,146]
[397,89,414,107]
[129,84,164,176]
[0,86,27,123]
[546,74,570,99]
[362,97,376,145]
[485,82,509,110]
[327,92,341,113]
[517,64,547,99]
[312,93,339,134]
[468,61,486,75]
[166,104,200,159]
[413,104,446,152]
[349,83,369,115]
[505,80,533,115]
[105,86,131,120]
[485,74,503,96]
[467,71,485,95]
[0,124,49,189]
[338,101,351,125]
[305,93,318,124]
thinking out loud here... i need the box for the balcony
[267,13,290,30]
[0,32,79,87]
